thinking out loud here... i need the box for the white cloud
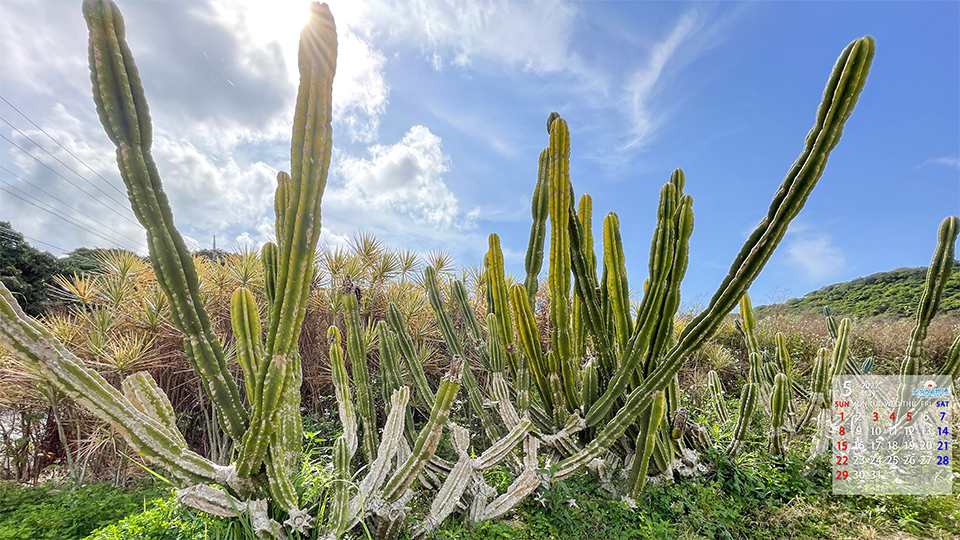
[785,233,846,281]
[329,125,469,228]
[623,10,699,150]
[324,125,480,250]
[921,156,960,169]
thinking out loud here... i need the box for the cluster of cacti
[373,32,877,513]
[723,215,959,461]
[729,290,852,458]
[0,0,885,537]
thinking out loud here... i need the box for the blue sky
[1,0,957,307]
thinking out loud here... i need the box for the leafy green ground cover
[0,481,164,540]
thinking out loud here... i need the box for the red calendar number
[839,426,845,436]
[873,412,879,421]
[835,470,848,480]
[836,455,848,465]
[906,412,912,421]
[837,441,847,451]
[889,412,895,421]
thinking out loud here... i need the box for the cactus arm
[262,242,279,309]
[382,357,464,503]
[567,205,616,376]
[386,302,435,410]
[475,419,532,470]
[325,436,353,539]
[343,292,379,463]
[551,382,652,481]
[509,284,553,414]
[797,348,830,431]
[546,117,575,409]
[707,370,729,423]
[941,332,960,380]
[424,266,500,440]
[359,387,410,500]
[769,373,789,455]
[236,345,290,476]
[625,391,666,500]
[265,3,336,362]
[669,37,874,365]
[603,213,633,351]
[828,319,851,378]
[728,383,759,458]
[230,287,263,402]
[452,280,484,349]
[486,314,522,428]
[0,283,226,485]
[82,0,248,438]
[485,234,517,376]
[524,148,550,304]
[327,326,358,458]
[121,372,188,449]
[902,216,959,375]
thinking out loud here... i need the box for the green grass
[0,480,165,540]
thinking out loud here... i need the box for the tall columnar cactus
[902,216,959,376]
[1,0,337,536]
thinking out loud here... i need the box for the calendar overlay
[832,375,953,495]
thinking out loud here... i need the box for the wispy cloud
[920,156,960,169]
[618,5,744,152]
[622,10,699,150]
[785,230,846,282]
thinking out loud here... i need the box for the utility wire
[0,116,135,215]
[0,95,128,199]
[0,186,142,252]
[0,133,142,229]
[0,166,147,251]
[0,227,67,254]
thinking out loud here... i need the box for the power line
[0,116,135,214]
[0,227,67,254]
[0,133,143,229]
[0,166,147,251]
[0,95,128,199]
[0,186,143,252]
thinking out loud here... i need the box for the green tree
[0,222,60,317]
[58,247,104,277]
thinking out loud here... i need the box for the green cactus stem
[902,216,959,375]
[382,356,464,503]
[0,284,227,486]
[625,391,666,500]
[424,266,501,441]
[769,373,789,455]
[83,0,247,438]
[728,383,759,458]
[386,302,435,411]
[343,292,379,463]
[525,148,550,305]
[707,370,729,423]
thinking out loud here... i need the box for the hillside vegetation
[762,262,960,319]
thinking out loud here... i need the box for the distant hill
[758,262,960,319]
